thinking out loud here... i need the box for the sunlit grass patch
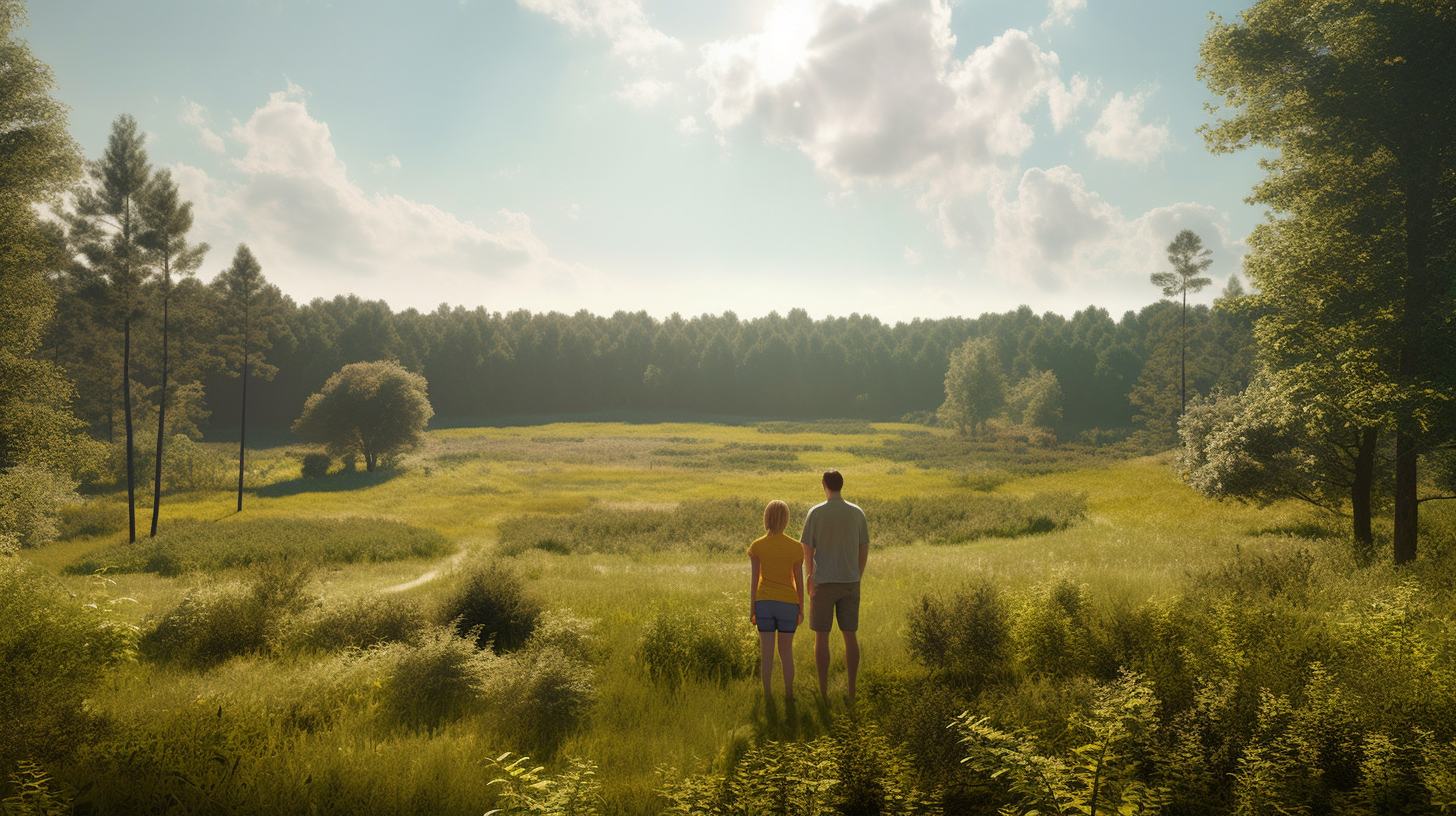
[66,517,451,576]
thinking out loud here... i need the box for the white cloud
[179,99,225,152]
[516,0,680,65]
[173,86,575,306]
[1044,0,1085,28]
[615,78,673,108]
[1047,74,1088,131]
[989,165,1246,291]
[1085,90,1170,165]
[699,0,1085,248]
[677,115,702,134]
[903,246,922,265]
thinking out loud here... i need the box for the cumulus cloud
[1044,0,1086,28]
[1085,90,1171,165]
[990,165,1246,290]
[516,0,680,64]
[699,0,1086,247]
[173,85,569,305]
[179,99,225,152]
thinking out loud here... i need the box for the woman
[748,499,804,701]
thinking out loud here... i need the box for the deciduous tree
[293,360,433,472]
[939,336,1005,437]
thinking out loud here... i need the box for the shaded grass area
[497,491,1085,556]
[66,517,451,576]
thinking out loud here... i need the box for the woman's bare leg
[759,631,776,696]
[778,632,795,700]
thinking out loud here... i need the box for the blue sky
[32,0,1266,323]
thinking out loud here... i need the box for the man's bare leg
[843,631,859,702]
[778,632,796,701]
[815,630,831,696]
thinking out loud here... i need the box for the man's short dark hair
[822,470,844,492]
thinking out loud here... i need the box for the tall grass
[67,517,451,576]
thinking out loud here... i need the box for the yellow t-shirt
[748,531,803,605]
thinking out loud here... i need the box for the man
[800,469,870,700]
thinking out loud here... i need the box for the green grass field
[15,419,1456,815]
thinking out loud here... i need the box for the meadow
[9,418,1456,815]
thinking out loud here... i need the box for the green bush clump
[381,627,489,729]
[479,645,596,755]
[638,596,756,685]
[756,419,876,435]
[859,491,1086,545]
[67,517,451,576]
[438,560,542,653]
[283,593,426,652]
[0,563,137,772]
[906,578,1012,688]
[55,500,126,540]
[141,562,312,666]
[840,433,1133,474]
[301,452,331,479]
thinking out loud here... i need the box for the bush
[161,435,230,492]
[638,596,757,685]
[0,562,137,771]
[283,593,426,652]
[142,562,312,666]
[1012,576,1092,679]
[0,465,76,550]
[55,501,126,540]
[438,560,542,653]
[480,645,596,755]
[300,452,331,479]
[906,578,1011,688]
[381,627,488,729]
[68,517,451,576]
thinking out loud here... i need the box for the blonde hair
[763,500,789,534]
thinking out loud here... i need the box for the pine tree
[1149,229,1214,420]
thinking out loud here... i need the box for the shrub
[525,608,601,664]
[67,517,450,576]
[1011,577,1092,678]
[0,465,76,550]
[55,500,126,540]
[638,596,757,685]
[906,578,1011,689]
[480,645,596,755]
[380,627,488,729]
[0,563,137,771]
[301,452,331,479]
[142,562,312,666]
[438,560,542,653]
[161,435,230,492]
[283,593,426,652]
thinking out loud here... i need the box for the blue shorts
[755,600,800,633]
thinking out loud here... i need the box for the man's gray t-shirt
[801,497,869,584]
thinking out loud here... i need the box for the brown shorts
[809,581,860,632]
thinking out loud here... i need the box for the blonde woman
[748,499,804,700]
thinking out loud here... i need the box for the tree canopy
[294,360,434,472]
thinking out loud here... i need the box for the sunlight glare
[758,0,818,85]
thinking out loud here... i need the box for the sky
[30,0,1270,324]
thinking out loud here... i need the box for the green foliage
[479,645,597,755]
[438,560,542,653]
[141,561,312,666]
[54,500,125,540]
[839,432,1134,474]
[293,360,433,472]
[658,721,939,816]
[381,626,488,729]
[1007,369,1064,430]
[67,516,450,576]
[940,336,1006,437]
[2,761,73,816]
[0,465,75,550]
[300,452,330,478]
[0,563,137,772]
[906,578,1012,688]
[638,595,757,685]
[757,419,876,435]
[958,672,1171,816]
[281,593,427,652]
[1012,577,1093,679]
[486,753,602,816]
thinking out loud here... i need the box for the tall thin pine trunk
[150,294,168,537]
[1352,426,1376,551]
[237,303,249,513]
[1180,289,1187,419]
[124,315,135,542]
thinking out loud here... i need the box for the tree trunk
[1352,426,1376,550]
[1393,171,1434,565]
[238,350,248,513]
[124,315,136,543]
[1394,430,1418,564]
[150,296,169,538]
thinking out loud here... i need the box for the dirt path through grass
[381,548,469,593]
